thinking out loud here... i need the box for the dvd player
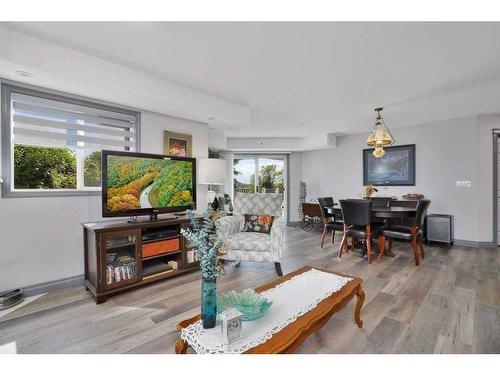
[142,229,179,242]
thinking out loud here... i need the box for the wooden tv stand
[82,216,199,304]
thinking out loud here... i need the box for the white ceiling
[4,22,500,147]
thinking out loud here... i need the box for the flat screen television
[102,150,196,219]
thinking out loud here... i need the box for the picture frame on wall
[163,131,192,157]
[363,144,416,186]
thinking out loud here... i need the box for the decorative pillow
[243,214,274,234]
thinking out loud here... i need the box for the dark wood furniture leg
[175,339,188,354]
[95,295,107,304]
[338,225,348,258]
[366,225,372,264]
[354,284,365,328]
[419,238,425,258]
[320,224,327,248]
[274,262,283,276]
[377,235,385,262]
[411,227,420,266]
[331,230,335,245]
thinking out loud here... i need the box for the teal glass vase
[201,278,217,329]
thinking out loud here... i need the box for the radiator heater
[425,214,454,246]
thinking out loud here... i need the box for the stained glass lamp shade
[367,107,395,158]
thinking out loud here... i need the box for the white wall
[219,152,234,200]
[0,110,208,292]
[288,152,303,222]
[297,116,495,243]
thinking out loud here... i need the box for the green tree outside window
[14,144,77,189]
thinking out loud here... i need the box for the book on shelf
[106,235,134,248]
[106,254,137,284]
[186,250,199,263]
[118,254,134,263]
[106,252,118,264]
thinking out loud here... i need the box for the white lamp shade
[198,158,226,185]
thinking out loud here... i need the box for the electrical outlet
[456,180,472,188]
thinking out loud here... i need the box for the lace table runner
[180,268,352,354]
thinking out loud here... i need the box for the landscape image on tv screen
[106,155,194,212]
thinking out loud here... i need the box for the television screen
[102,150,196,217]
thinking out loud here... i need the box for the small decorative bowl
[402,193,425,200]
[217,289,272,321]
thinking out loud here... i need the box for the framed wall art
[163,131,192,157]
[363,144,416,186]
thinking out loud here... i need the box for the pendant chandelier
[367,107,395,158]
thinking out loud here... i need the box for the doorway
[494,130,500,245]
[233,154,288,222]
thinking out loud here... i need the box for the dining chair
[369,196,394,253]
[317,197,344,248]
[369,197,392,208]
[379,199,431,265]
[338,199,383,264]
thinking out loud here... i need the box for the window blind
[11,93,137,151]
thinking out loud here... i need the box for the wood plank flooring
[0,227,498,354]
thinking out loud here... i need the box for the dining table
[325,205,417,219]
[324,204,417,258]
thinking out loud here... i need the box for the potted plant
[181,208,225,328]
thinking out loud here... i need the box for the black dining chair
[338,199,383,264]
[369,197,394,254]
[379,199,431,266]
[369,197,392,208]
[317,197,344,248]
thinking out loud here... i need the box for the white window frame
[1,81,141,197]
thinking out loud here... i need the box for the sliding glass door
[233,156,257,194]
[233,155,287,220]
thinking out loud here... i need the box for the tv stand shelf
[82,216,199,304]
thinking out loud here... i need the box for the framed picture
[363,144,416,186]
[163,131,192,157]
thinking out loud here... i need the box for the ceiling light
[367,107,395,158]
[206,116,215,121]
[373,146,386,158]
[14,70,33,78]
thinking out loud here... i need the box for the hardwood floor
[0,227,498,354]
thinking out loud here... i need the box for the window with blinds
[1,83,140,196]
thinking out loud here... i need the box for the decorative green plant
[181,208,224,281]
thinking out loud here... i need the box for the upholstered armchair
[215,193,285,276]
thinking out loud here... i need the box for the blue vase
[201,278,217,328]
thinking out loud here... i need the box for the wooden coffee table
[175,266,365,354]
